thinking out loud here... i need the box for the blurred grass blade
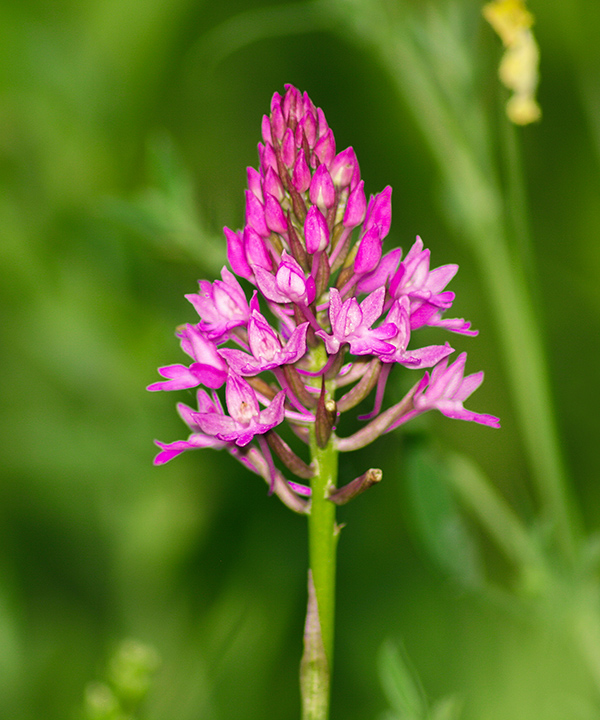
[378,640,427,720]
[406,443,484,590]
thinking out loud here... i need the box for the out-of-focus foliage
[1,0,599,719]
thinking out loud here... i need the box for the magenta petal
[147,364,201,392]
[355,225,383,275]
[226,373,260,422]
[254,265,289,303]
[194,413,241,441]
[188,362,227,389]
[218,348,260,375]
[257,390,286,428]
[358,286,386,327]
[279,322,309,363]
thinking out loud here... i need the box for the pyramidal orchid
[148,85,499,720]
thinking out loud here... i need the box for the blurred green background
[1,0,600,718]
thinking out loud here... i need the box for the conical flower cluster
[149,85,499,512]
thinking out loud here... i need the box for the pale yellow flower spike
[483,0,541,125]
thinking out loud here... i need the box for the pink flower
[316,287,396,356]
[193,373,286,447]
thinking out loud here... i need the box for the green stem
[308,428,338,667]
[301,348,339,720]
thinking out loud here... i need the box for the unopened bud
[309,164,336,210]
[327,468,382,505]
[281,127,296,167]
[313,128,336,167]
[304,205,330,254]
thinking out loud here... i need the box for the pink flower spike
[330,147,358,188]
[354,224,383,275]
[224,226,253,280]
[309,164,336,210]
[292,149,311,193]
[364,186,392,239]
[304,205,330,254]
[343,180,367,229]
[264,192,288,234]
[412,353,500,427]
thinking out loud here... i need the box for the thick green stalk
[308,428,338,666]
[301,347,339,720]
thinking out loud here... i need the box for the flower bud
[292,149,311,194]
[327,468,382,505]
[304,205,330,254]
[270,100,285,140]
[354,224,383,275]
[329,147,358,188]
[245,189,269,238]
[276,252,316,305]
[364,185,392,239]
[297,110,317,148]
[246,166,263,201]
[263,167,284,202]
[244,225,272,270]
[283,84,301,125]
[316,107,329,138]
[261,115,272,145]
[224,226,252,279]
[281,127,296,168]
[343,179,366,228]
[314,128,336,167]
[264,192,288,234]
[309,164,335,210]
[260,142,278,175]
